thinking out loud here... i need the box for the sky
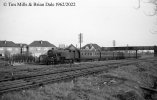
[0,0,157,47]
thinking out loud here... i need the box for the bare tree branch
[137,0,157,15]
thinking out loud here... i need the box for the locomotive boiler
[39,49,78,65]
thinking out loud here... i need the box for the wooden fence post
[154,46,157,57]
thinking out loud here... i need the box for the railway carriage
[80,50,100,61]
[100,51,115,60]
[123,51,135,58]
[119,50,140,59]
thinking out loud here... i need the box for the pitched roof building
[0,40,21,56]
[0,40,18,47]
[28,40,56,57]
[66,44,78,51]
[29,40,56,47]
[82,43,101,50]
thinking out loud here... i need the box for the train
[39,48,140,65]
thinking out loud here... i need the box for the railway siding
[0,57,157,97]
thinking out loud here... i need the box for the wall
[29,47,54,57]
[0,47,21,56]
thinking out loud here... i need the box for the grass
[1,58,157,100]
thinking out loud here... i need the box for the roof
[0,41,19,47]
[82,43,101,50]
[65,44,78,50]
[29,40,56,47]
[101,46,155,51]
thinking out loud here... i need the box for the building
[65,44,80,60]
[65,44,78,51]
[16,43,28,54]
[0,40,21,56]
[82,43,101,50]
[29,40,56,57]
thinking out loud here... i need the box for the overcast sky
[0,0,157,47]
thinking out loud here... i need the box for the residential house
[29,40,56,57]
[66,44,78,51]
[65,44,80,60]
[0,40,21,57]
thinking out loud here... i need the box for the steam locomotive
[39,48,139,65]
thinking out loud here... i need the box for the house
[65,44,80,60]
[82,43,101,50]
[0,40,21,56]
[65,44,78,51]
[29,40,56,57]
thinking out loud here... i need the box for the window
[44,48,48,51]
[15,48,19,51]
[91,46,95,50]
[85,46,89,50]
[7,48,12,51]
[23,48,27,51]
[36,47,41,51]
[81,53,84,55]
[29,48,34,51]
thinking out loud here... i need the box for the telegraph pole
[78,33,83,62]
[113,40,116,47]
[112,40,116,59]
[78,33,83,50]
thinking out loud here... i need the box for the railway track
[0,58,156,94]
[0,59,137,82]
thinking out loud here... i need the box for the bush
[12,54,35,63]
[4,50,11,61]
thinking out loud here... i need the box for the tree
[136,0,157,16]
[136,0,157,34]
[4,50,11,61]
